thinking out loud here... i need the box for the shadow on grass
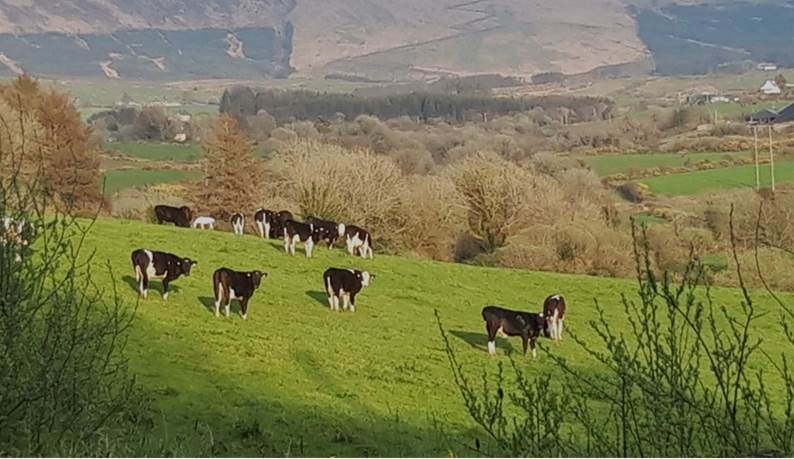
[449,329,516,354]
[122,275,181,298]
[305,290,329,308]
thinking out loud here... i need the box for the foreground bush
[438,217,794,456]
[0,180,145,455]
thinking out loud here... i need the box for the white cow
[192,216,216,230]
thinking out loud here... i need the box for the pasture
[582,151,748,176]
[78,217,794,456]
[107,142,203,162]
[641,160,794,195]
[102,169,199,195]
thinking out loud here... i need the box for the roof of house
[761,80,781,92]
[748,102,794,124]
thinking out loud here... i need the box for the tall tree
[193,114,264,219]
[0,75,102,210]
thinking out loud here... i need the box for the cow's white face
[361,271,371,287]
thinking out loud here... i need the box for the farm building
[747,102,794,124]
[760,80,782,95]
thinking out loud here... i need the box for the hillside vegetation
[80,217,794,456]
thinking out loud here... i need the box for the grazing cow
[283,219,320,257]
[306,216,345,248]
[2,217,29,262]
[253,209,293,239]
[481,306,548,358]
[131,249,196,299]
[323,268,373,312]
[212,268,266,320]
[192,216,215,230]
[344,225,373,259]
[154,205,192,228]
[543,294,567,342]
[231,213,245,235]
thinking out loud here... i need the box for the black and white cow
[2,217,29,262]
[543,294,566,342]
[305,216,345,248]
[344,225,373,259]
[154,205,192,228]
[481,305,548,358]
[212,268,266,320]
[131,249,197,299]
[231,213,245,235]
[283,219,320,257]
[254,209,293,239]
[323,268,373,312]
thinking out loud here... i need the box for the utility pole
[769,124,776,192]
[753,125,760,190]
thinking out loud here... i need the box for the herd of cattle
[139,204,377,320]
[154,205,373,259]
[2,205,567,358]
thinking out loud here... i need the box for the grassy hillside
[583,151,748,176]
[102,169,199,195]
[641,160,794,195]
[80,217,793,456]
[107,143,203,162]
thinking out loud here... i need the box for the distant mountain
[0,0,787,81]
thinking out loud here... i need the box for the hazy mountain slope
[0,0,292,33]
[0,0,780,80]
[289,0,650,79]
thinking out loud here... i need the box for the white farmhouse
[761,80,782,95]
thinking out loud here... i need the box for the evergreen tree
[193,114,264,219]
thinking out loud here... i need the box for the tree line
[220,86,614,124]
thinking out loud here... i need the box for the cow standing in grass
[481,305,548,358]
[543,294,566,342]
[323,268,373,312]
[131,249,197,300]
[254,209,293,239]
[306,216,345,248]
[283,220,320,257]
[2,217,29,262]
[192,216,215,230]
[231,213,245,235]
[344,225,373,259]
[213,268,266,320]
[154,205,192,228]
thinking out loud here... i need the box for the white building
[761,80,782,95]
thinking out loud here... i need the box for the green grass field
[641,160,794,195]
[76,217,793,456]
[583,152,748,176]
[107,142,203,162]
[102,169,199,194]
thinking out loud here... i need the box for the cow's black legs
[240,298,249,320]
[521,332,529,356]
[529,336,538,359]
[213,284,223,317]
[140,274,149,298]
[162,278,170,300]
[349,293,357,313]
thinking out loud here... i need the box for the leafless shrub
[268,140,405,251]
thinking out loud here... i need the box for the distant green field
[583,152,747,176]
[102,169,199,194]
[641,160,794,195]
[71,217,792,456]
[107,142,203,162]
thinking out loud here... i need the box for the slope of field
[583,152,748,176]
[107,143,202,162]
[79,217,792,456]
[641,160,794,195]
[102,169,198,194]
